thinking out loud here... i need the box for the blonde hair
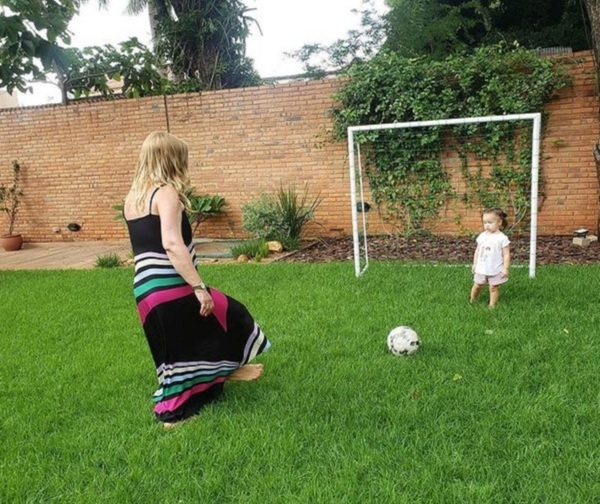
[130,131,191,211]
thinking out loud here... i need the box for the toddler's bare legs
[228,364,264,381]
[470,283,484,304]
[489,284,500,308]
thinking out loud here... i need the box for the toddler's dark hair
[483,207,508,230]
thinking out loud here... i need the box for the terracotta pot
[0,234,24,251]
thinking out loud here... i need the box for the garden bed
[283,235,600,265]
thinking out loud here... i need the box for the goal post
[347,113,542,278]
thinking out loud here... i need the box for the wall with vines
[334,43,573,235]
[0,49,596,242]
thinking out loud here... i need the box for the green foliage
[59,37,222,102]
[334,43,572,233]
[456,121,539,230]
[94,253,122,268]
[112,203,124,222]
[288,1,385,76]
[153,0,261,90]
[1,0,260,102]
[242,184,322,247]
[475,0,591,53]
[274,185,323,244]
[0,0,77,94]
[242,193,282,240]
[63,38,172,100]
[1,8,144,102]
[290,0,590,77]
[384,0,483,60]
[383,0,590,61]
[185,191,226,235]
[0,160,23,236]
[229,238,270,261]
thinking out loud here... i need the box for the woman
[123,131,269,428]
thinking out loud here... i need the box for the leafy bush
[185,191,226,235]
[230,239,270,261]
[242,194,283,239]
[242,184,321,248]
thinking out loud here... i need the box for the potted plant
[0,160,24,251]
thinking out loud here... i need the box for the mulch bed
[283,235,600,265]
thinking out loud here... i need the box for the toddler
[470,208,511,308]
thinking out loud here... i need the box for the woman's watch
[192,281,207,291]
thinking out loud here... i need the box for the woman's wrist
[191,281,207,291]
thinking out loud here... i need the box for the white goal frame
[348,113,542,278]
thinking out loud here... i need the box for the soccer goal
[348,113,542,278]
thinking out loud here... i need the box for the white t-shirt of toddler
[475,231,510,276]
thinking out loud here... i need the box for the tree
[385,0,591,58]
[62,39,170,99]
[154,0,260,89]
[1,0,260,104]
[0,0,170,103]
[486,0,590,50]
[0,0,78,96]
[383,0,484,59]
[291,0,591,74]
[287,0,386,77]
[83,0,261,90]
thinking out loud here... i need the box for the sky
[19,0,388,106]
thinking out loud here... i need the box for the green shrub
[95,253,122,268]
[185,190,226,234]
[242,184,321,248]
[278,235,300,251]
[230,239,270,261]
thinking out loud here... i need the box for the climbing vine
[333,43,572,234]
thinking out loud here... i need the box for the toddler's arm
[502,245,511,277]
[472,245,480,274]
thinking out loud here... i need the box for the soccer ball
[387,326,421,356]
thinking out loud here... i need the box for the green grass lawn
[1,262,599,503]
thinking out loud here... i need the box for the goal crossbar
[347,113,542,278]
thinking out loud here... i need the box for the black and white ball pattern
[387,326,421,356]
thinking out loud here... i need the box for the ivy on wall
[333,43,572,234]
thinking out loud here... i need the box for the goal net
[347,113,542,278]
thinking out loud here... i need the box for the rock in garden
[267,241,283,253]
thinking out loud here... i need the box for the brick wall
[537,53,599,235]
[0,50,598,243]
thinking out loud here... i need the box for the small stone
[237,254,249,262]
[572,237,590,247]
[267,241,283,253]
